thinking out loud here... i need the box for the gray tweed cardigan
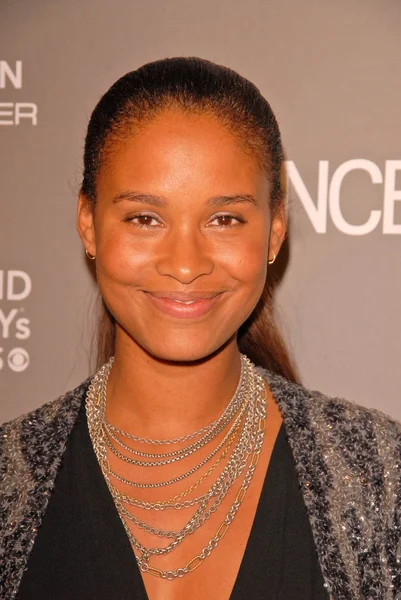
[1,368,401,600]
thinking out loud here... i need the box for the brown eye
[127,214,161,228]
[136,215,154,226]
[208,214,244,228]
[216,215,233,226]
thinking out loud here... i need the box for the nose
[155,226,214,284]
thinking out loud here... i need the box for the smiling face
[77,109,285,363]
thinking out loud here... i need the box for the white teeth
[171,299,196,304]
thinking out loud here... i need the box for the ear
[76,191,96,256]
[268,208,286,262]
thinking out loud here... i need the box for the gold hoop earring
[85,249,96,260]
[268,252,276,265]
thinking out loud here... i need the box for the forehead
[97,109,269,200]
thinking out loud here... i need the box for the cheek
[221,231,269,287]
[94,219,152,287]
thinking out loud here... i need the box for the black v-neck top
[17,398,329,600]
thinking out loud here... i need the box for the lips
[144,291,223,319]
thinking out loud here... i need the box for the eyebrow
[112,191,258,208]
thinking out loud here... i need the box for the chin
[137,331,235,365]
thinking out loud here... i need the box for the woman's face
[78,109,285,362]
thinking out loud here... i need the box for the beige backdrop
[1,0,400,422]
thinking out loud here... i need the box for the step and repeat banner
[1,0,400,422]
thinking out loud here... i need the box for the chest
[16,400,329,600]
[136,447,272,600]
[100,392,283,600]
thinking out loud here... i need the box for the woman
[0,57,400,600]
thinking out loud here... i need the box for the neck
[105,331,243,440]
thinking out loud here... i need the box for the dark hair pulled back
[81,56,298,383]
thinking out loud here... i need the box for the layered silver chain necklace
[85,353,267,580]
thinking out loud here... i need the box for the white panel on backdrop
[287,159,401,235]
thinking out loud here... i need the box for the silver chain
[85,353,267,580]
[104,354,248,446]
[103,394,245,460]
[103,396,248,468]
